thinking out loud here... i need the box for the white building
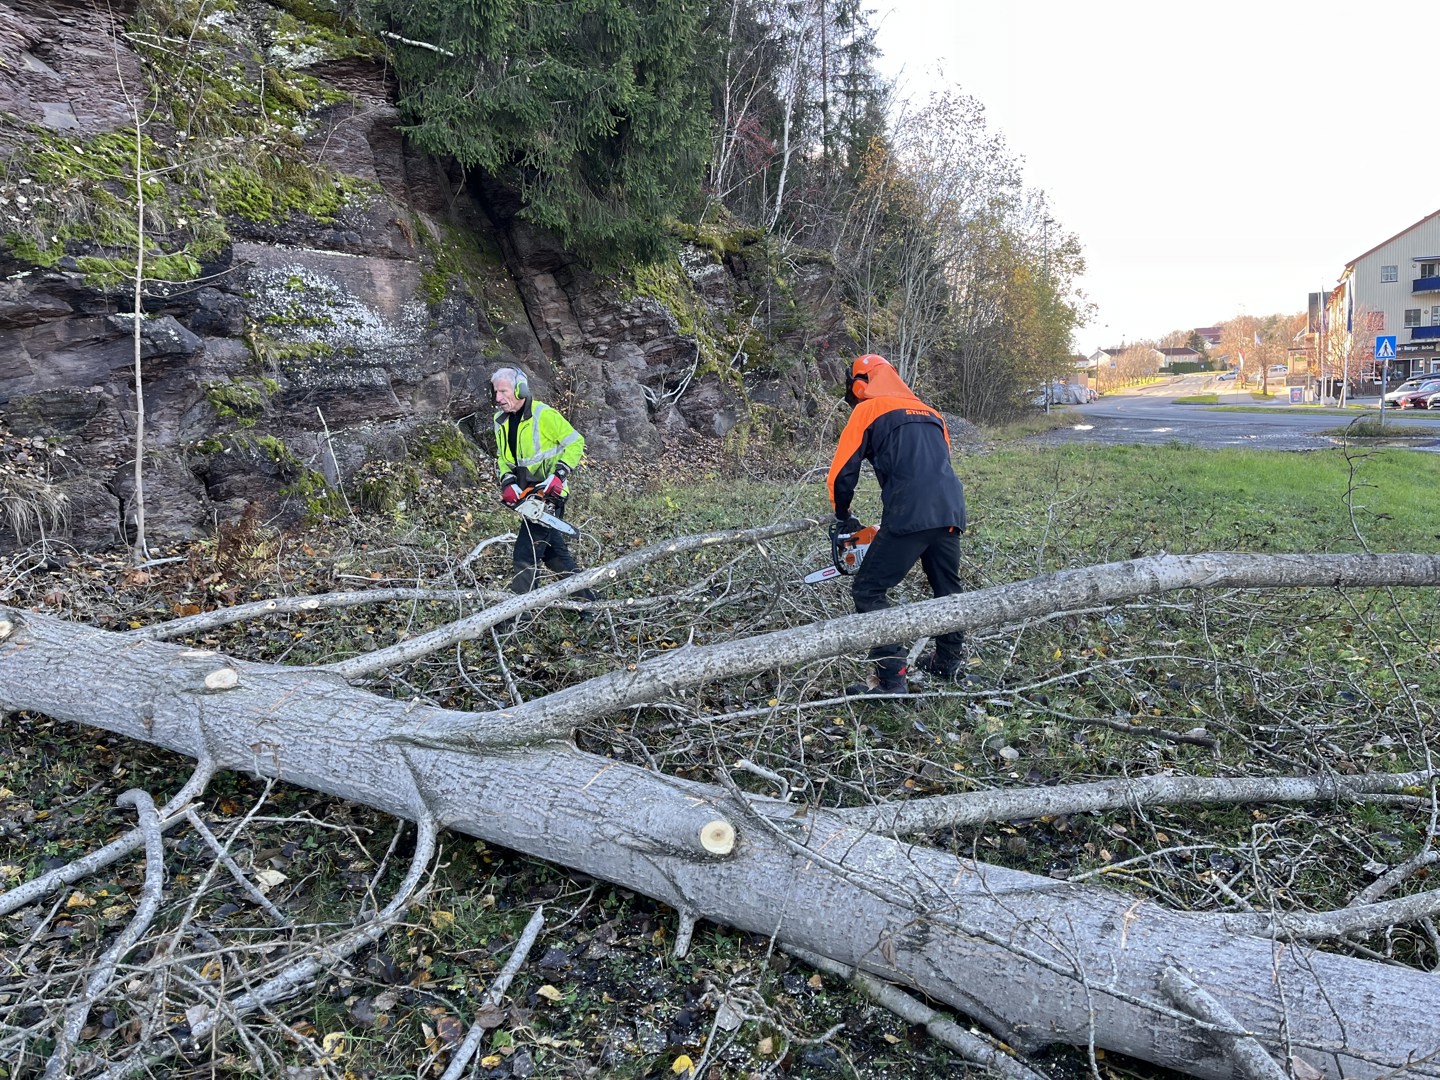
[1332,209,1440,379]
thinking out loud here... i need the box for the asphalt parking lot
[1027,376,1440,452]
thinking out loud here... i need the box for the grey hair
[490,366,522,388]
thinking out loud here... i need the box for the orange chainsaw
[803,523,877,584]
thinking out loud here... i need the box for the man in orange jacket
[827,353,967,697]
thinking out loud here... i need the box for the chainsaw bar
[512,493,579,537]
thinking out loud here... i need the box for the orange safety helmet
[845,353,888,405]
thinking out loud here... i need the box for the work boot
[914,651,960,681]
[844,666,908,698]
[914,651,985,690]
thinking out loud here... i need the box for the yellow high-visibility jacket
[493,399,584,494]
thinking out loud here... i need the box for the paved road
[1032,373,1440,451]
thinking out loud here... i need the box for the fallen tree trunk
[3,605,1438,1079]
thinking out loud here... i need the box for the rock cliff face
[0,0,851,553]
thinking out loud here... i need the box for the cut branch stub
[179,649,241,692]
[203,668,239,691]
[699,819,736,856]
[599,796,739,862]
[0,619,12,642]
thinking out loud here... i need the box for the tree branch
[836,771,1439,838]
[181,807,291,927]
[403,551,1440,748]
[44,789,167,1080]
[439,905,546,1080]
[329,519,815,679]
[1160,967,1289,1080]
[378,29,455,56]
[94,815,439,1080]
[132,588,498,641]
[785,944,1053,1080]
[1225,888,1440,941]
[0,758,213,917]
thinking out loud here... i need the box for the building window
[1432,305,1440,324]
[1405,308,1421,327]
[1382,265,1399,282]
[1422,262,1440,278]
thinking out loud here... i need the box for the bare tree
[1237,313,1306,396]
[1219,314,1262,387]
[833,89,1023,386]
[1093,342,1162,393]
[1321,305,1382,405]
[705,0,782,217]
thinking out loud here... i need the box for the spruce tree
[368,0,709,267]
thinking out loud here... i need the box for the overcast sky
[872,0,1436,353]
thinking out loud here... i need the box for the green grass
[1172,393,1219,404]
[983,410,1078,440]
[572,443,1440,579]
[1322,418,1440,439]
[959,444,1440,560]
[1210,403,1373,414]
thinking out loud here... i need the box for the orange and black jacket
[827,359,966,535]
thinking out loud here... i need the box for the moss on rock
[413,421,481,481]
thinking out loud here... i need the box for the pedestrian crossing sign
[1375,336,1396,360]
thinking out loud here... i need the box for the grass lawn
[1211,403,1376,414]
[957,442,1440,563]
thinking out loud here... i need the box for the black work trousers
[851,523,964,678]
[510,495,595,599]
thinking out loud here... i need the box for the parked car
[1391,379,1440,408]
[1383,377,1437,404]
[1422,389,1440,409]
[1267,364,1288,378]
[1216,370,1238,382]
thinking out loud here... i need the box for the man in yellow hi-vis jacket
[490,367,595,600]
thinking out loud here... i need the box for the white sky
[872,0,1437,353]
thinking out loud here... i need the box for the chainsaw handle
[829,521,875,576]
[830,530,859,575]
[828,515,861,541]
[502,484,557,507]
